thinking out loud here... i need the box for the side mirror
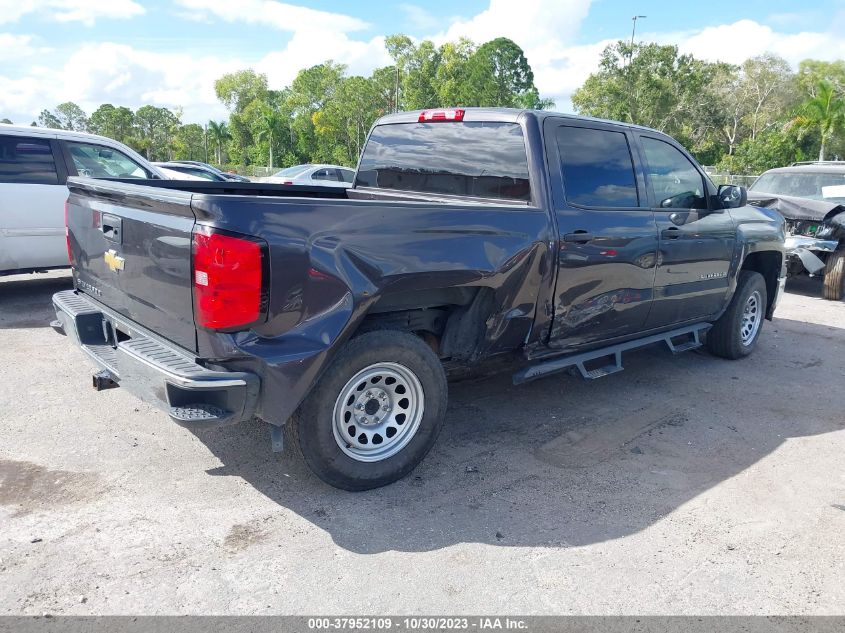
[718,184,747,209]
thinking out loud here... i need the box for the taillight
[64,199,74,265]
[192,226,266,330]
[418,108,465,122]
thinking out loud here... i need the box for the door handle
[563,231,594,244]
[661,227,681,240]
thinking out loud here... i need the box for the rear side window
[356,122,531,202]
[0,135,59,185]
[312,168,340,182]
[555,126,638,208]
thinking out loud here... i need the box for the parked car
[157,160,251,182]
[0,124,170,276]
[53,108,785,490]
[748,161,845,300]
[265,163,355,187]
[154,161,228,181]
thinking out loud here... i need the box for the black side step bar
[513,323,711,385]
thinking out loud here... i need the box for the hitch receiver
[92,369,119,391]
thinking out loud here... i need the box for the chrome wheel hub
[740,290,762,346]
[332,362,425,462]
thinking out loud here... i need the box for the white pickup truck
[0,124,193,276]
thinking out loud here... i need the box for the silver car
[265,164,355,188]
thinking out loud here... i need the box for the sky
[2,0,845,125]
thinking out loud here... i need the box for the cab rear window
[356,121,531,202]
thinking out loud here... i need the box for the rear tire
[822,248,845,301]
[706,270,767,360]
[287,330,448,491]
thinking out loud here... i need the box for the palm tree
[255,109,285,169]
[207,120,231,166]
[788,80,845,161]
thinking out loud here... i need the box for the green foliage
[463,38,536,108]
[0,118,11,124]
[788,79,845,160]
[574,42,845,171]
[173,123,206,161]
[215,70,269,113]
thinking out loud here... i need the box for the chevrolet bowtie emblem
[104,249,125,273]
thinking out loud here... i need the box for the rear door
[544,119,658,349]
[635,134,736,326]
[67,179,198,352]
[0,133,69,272]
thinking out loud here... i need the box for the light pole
[626,15,646,125]
[630,15,647,51]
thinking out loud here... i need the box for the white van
[0,125,170,275]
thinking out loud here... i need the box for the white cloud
[400,4,441,31]
[676,19,845,68]
[434,0,595,110]
[0,0,144,26]
[174,0,368,33]
[5,2,845,127]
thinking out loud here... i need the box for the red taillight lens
[418,108,465,122]
[64,199,74,265]
[192,226,265,330]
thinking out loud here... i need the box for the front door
[635,134,736,327]
[544,119,658,350]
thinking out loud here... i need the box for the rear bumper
[52,289,260,429]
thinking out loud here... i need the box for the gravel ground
[0,270,843,615]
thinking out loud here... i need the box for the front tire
[706,270,767,359]
[287,330,448,491]
[823,248,845,301]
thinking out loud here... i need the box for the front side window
[641,137,707,209]
[356,121,531,202]
[555,126,638,208]
[339,169,355,183]
[0,135,58,184]
[66,142,152,179]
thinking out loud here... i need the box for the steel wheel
[740,290,762,346]
[332,362,425,462]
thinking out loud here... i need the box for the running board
[513,323,711,385]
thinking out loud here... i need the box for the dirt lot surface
[0,271,843,615]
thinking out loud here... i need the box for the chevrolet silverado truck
[52,108,786,490]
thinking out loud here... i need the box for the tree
[174,124,205,161]
[0,118,11,124]
[54,102,89,132]
[89,104,135,143]
[788,79,845,161]
[386,35,440,110]
[741,54,795,141]
[572,42,727,152]
[215,70,269,113]
[37,109,63,129]
[207,120,231,165]
[134,105,180,160]
[435,38,475,106]
[464,38,536,108]
[255,108,285,168]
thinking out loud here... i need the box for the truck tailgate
[66,178,197,352]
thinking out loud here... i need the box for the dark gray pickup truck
[53,108,786,490]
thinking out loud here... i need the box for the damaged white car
[748,162,845,300]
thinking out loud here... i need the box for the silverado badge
[104,249,125,273]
